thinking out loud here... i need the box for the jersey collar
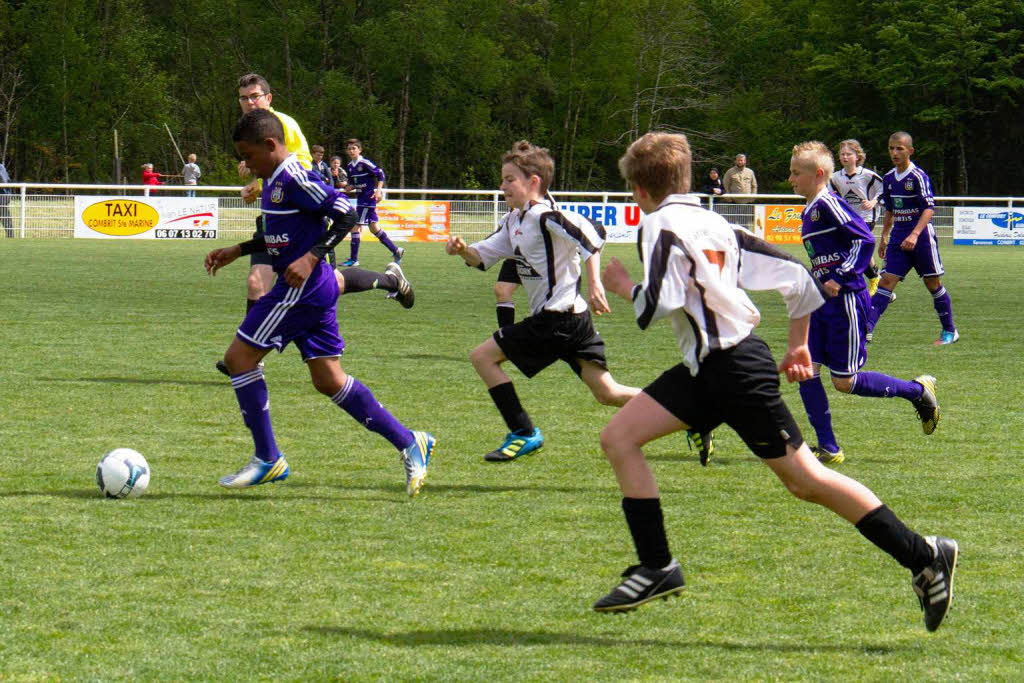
[266,153,298,187]
[894,161,917,181]
[656,193,700,210]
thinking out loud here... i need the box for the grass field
[1,239,1022,680]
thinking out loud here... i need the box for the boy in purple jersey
[204,110,434,496]
[340,138,404,266]
[868,132,959,345]
[789,142,940,464]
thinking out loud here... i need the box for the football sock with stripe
[622,497,672,570]
[496,302,515,328]
[331,375,414,450]
[850,372,923,401]
[338,267,399,294]
[798,375,840,453]
[868,287,894,330]
[855,504,934,574]
[349,232,361,261]
[488,381,533,435]
[231,367,279,463]
[374,229,399,255]
[931,286,956,332]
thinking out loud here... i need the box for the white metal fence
[0,183,1020,242]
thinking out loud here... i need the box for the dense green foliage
[2,240,1023,678]
[1,0,1021,193]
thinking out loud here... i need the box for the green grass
[1,240,1022,680]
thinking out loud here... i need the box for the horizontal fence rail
[0,183,1020,243]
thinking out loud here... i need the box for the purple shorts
[882,225,944,279]
[236,263,344,361]
[809,289,869,377]
[355,203,379,225]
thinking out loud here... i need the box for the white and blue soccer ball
[96,448,150,499]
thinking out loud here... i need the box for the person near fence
[593,132,957,635]
[204,109,434,496]
[867,132,959,346]
[329,155,348,190]
[722,153,757,202]
[790,141,940,465]
[829,139,882,295]
[341,138,403,266]
[311,145,331,183]
[182,154,201,197]
[701,167,725,197]
[0,160,13,238]
[141,163,164,190]
[445,139,638,463]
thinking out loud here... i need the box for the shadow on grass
[0,488,405,505]
[404,352,465,363]
[39,376,224,387]
[302,625,900,654]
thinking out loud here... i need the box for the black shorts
[494,309,607,379]
[497,258,522,285]
[250,215,272,267]
[643,335,803,459]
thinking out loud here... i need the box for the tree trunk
[397,65,410,188]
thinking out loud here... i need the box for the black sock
[339,267,398,294]
[865,264,879,279]
[622,497,672,569]
[855,505,934,573]
[246,299,256,313]
[496,303,515,328]
[487,381,533,434]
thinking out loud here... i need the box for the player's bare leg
[600,391,685,498]
[764,443,882,522]
[579,360,639,407]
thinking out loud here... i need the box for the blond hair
[502,140,554,194]
[618,132,691,201]
[837,139,865,165]
[791,141,834,176]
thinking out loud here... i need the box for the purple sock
[931,286,956,333]
[850,371,923,401]
[798,375,839,452]
[231,368,279,463]
[350,232,361,261]
[331,375,414,450]
[375,229,399,255]
[868,288,893,331]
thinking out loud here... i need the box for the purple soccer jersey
[345,156,386,207]
[237,154,353,359]
[879,162,944,279]
[801,189,875,375]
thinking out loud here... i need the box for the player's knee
[599,423,630,459]
[311,375,338,396]
[832,376,853,393]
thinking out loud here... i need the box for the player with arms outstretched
[205,110,434,496]
[592,132,957,634]
[791,141,940,464]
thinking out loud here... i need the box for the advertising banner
[754,205,804,244]
[953,207,1024,245]
[374,199,450,243]
[74,196,218,239]
[556,202,643,243]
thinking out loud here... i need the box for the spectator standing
[722,154,757,202]
[311,145,331,183]
[182,154,201,197]
[701,168,725,197]
[329,155,348,190]
[141,163,163,192]
[0,161,12,238]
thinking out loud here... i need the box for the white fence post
[19,184,26,238]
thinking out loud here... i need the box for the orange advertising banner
[365,199,450,243]
[754,205,804,244]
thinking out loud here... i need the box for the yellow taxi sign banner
[74,196,219,239]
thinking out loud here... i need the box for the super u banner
[556,203,643,243]
[74,196,218,239]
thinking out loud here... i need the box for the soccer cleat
[686,429,715,466]
[934,329,959,346]
[341,258,359,267]
[912,375,940,435]
[216,360,230,377]
[593,559,686,612]
[865,331,873,344]
[218,454,289,488]
[384,261,415,309]
[484,427,544,462]
[867,275,881,296]
[393,246,405,264]
[913,536,958,632]
[811,445,845,465]
[401,430,435,497]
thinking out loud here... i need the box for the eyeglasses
[238,92,268,103]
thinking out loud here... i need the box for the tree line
[0,0,1021,195]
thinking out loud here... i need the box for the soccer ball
[96,448,150,499]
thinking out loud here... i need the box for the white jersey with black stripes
[631,194,824,375]
[829,167,883,224]
[471,198,606,315]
